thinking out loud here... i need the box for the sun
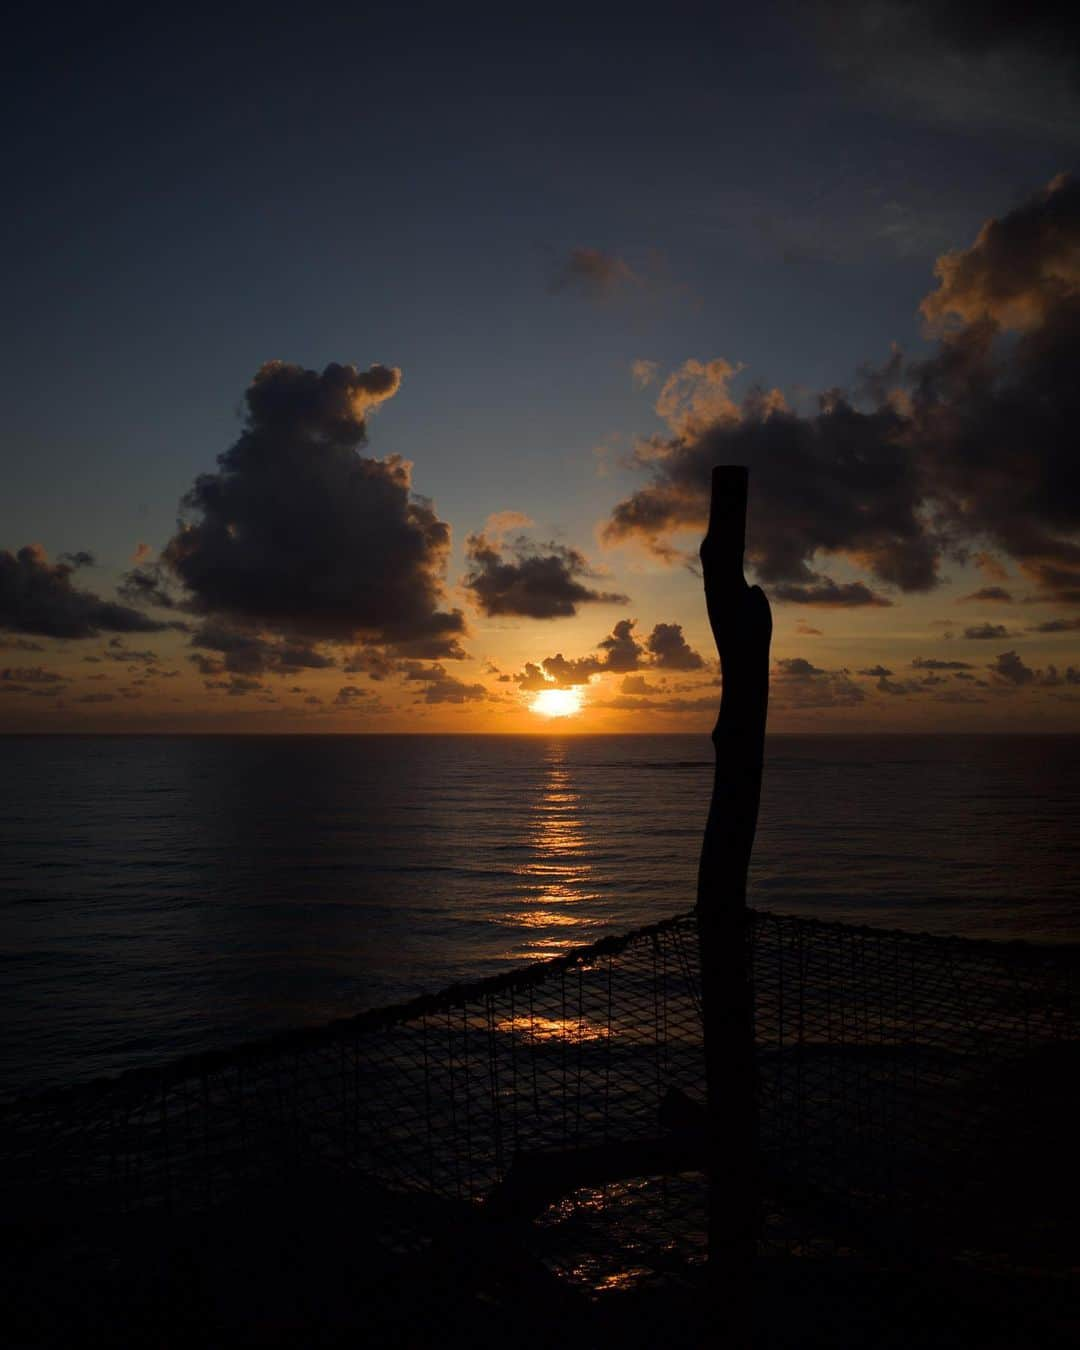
[530,687,584,718]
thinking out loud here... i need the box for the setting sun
[530,687,584,718]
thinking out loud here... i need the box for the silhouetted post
[696,466,771,1343]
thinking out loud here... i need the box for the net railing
[2,910,1077,1286]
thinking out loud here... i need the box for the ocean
[1,733,1077,1098]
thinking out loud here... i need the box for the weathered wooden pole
[696,466,771,1344]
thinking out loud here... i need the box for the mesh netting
[2,910,1078,1291]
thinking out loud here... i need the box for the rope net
[2,910,1078,1297]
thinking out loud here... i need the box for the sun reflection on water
[501,741,599,960]
[494,1013,606,1044]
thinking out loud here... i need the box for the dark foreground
[4,1165,1076,1350]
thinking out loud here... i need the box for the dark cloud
[604,366,938,588]
[598,618,645,671]
[795,621,823,636]
[912,656,974,670]
[118,565,180,610]
[602,353,934,585]
[876,675,921,696]
[988,649,1080,687]
[532,652,604,688]
[343,647,398,680]
[857,665,893,677]
[774,577,893,607]
[1027,616,1080,632]
[190,620,335,677]
[959,586,1013,603]
[549,248,640,301]
[333,684,375,708]
[605,177,1080,608]
[205,674,264,696]
[988,650,1036,686]
[515,662,554,692]
[57,550,95,568]
[1,545,178,639]
[773,655,866,708]
[963,623,1012,640]
[402,662,488,704]
[154,361,465,658]
[101,641,161,667]
[1,666,64,683]
[596,693,718,715]
[464,532,628,619]
[646,622,705,670]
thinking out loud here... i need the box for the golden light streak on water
[500,741,601,959]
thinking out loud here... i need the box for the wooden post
[696,466,771,1344]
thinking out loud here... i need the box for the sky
[2,1,1079,732]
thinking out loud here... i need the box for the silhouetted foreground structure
[695,464,771,1344]
[3,911,1078,1345]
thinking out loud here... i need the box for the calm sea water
[2,734,1078,1098]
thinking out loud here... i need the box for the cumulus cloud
[603,176,1080,608]
[151,361,465,658]
[511,618,706,690]
[1,545,179,639]
[988,649,1080,688]
[536,652,605,687]
[597,618,645,671]
[989,651,1035,686]
[646,622,705,670]
[603,360,935,587]
[463,532,628,619]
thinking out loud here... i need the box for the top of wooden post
[703,465,748,589]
